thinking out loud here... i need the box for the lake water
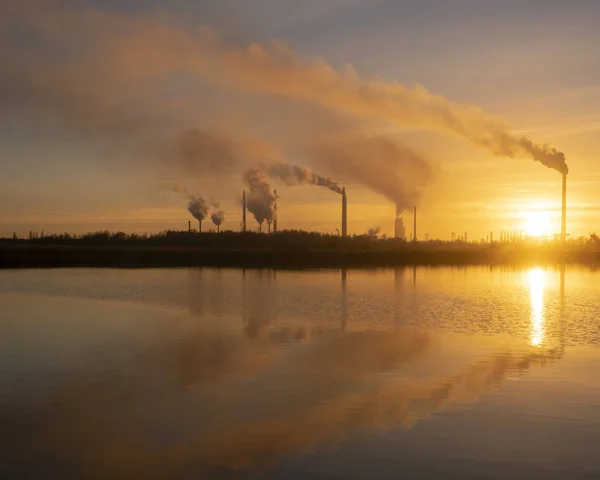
[1,266,600,479]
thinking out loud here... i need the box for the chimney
[341,187,347,237]
[188,220,191,232]
[413,206,417,242]
[561,174,567,244]
[242,190,247,233]
[198,220,202,233]
[273,189,278,233]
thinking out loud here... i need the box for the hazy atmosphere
[3,4,600,478]
[2,0,599,239]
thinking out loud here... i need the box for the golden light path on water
[528,268,546,347]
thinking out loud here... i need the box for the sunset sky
[1,0,599,240]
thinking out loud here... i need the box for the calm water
[1,267,600,479]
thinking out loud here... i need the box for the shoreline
[1,244,598,269]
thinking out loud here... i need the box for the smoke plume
[266,163,343,194]
[311,133,433,212]
[211,210,225,227]
[0,2,569,229]
[242,169,277,227]
[205,37,569,175]
[187,195,209,222]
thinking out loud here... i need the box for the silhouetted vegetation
[1,229,599,268]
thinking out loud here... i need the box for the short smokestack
[341,187,347,237]
[561,174,567,244]
[273,189,278,233]
[413,206,417,242]
[242,190,247,233]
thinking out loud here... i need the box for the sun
[522,209,551,237]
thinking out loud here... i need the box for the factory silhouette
[2,166,594,269]
[182,167,568,245]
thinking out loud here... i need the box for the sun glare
[522,209,551,237]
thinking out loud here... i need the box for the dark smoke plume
[242,169,277,227]
[187,195,209,222]
[266,163,343,194]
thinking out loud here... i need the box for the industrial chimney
[242,190,247,233]
[188,220,191,232]
[561,174,567,244]
[273,189,278,233]
[413,206,417,242]
[341,187,348,237]
[198,220,202,233]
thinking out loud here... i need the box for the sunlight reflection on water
[528,268,546,347]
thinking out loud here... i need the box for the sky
[1,0,599,240]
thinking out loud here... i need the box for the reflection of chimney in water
[243,269,276,339]
[188,268,205,316]
[341,268,348,331]
[394,267,406,324]
[412,265,417,290]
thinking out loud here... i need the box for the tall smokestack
[561,174,567,244]
[413,206,417,242]
[342,187,347,237]
[242,190,247,233]
[198,220,202,233]
[273,189,278,233]
[188,220,191,232]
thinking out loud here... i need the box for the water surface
[1,266,600,479]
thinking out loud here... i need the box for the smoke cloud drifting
[243,169,277,227]
[266,163,343,194]
[312,133,433,213]
[0,2,569,234]
[187,195,209,222]
[205,37,569,175]
[211,210,225,228]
